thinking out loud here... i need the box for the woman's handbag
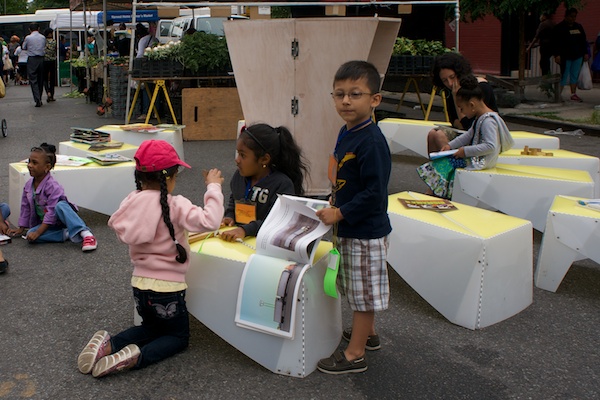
[2,57,13,71]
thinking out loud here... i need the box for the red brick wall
[445,16,502,75]
[445,3,600,76]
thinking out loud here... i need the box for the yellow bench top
[500,148,597,160]
[379,118,450,127]
[462,164,593,183]
[10,161,136,172]
[60,140,139,154]
[388,191,530,238]
[189,233,332,263]
[550,195,600,218]
[510,131,556,139]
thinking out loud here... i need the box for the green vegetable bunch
[392,38,452,56]
[175,32,230,72]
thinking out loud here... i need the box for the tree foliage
[27,0,69,13]
[1,0,28,15]
[458,0,582,21]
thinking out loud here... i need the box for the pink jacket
[108,183,224,283]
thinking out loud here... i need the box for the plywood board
[224,18,401,195]
[182,88,243,141]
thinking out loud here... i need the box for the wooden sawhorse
[127,79,178,125]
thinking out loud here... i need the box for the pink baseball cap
[134,140,191,172]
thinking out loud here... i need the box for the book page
[234,254,309,339]
[255,194,331,265]
[429,149,459,160]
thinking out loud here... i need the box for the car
[157,14,248,43]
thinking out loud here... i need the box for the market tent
[51,11,101,30]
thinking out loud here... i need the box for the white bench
[387,191,533,330]
[452,164,594,232]
[535,195,600,292]
[185,237,341,378]
[378,118,560,158]
[95,124,185,161]
[58,141,139,159]
[9,162,136,223]
[499,148,600,197]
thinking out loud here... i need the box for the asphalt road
[0,84,598,400]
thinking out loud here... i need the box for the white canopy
[51,11,101,30]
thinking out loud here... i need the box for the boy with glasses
[316,60,392,374]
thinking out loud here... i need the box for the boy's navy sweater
[334,122,392,239]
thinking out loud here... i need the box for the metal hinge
[291,39,299,58]
[291,97,299,116]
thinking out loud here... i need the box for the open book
[235,194,331,339]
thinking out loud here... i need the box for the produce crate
[131,59,184,78]
[387,55,435,75]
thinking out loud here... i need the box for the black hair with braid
[134,166,187,264]
[240,123,310,195]
[31,142,57,169]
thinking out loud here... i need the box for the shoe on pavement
[77,330,111,374]
[0,259,7,274]
[571,94,583,102]
[317,349,367,375]
[82,236,97,252]
[342,328,381,351]
[92,344,140,378]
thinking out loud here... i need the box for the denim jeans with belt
[111,288,190,369]
[27,200,90,243]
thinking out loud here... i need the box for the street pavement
[0,82,598,400]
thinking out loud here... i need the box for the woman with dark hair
[427,52,499,154]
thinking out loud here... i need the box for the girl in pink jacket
[77,139,224,378]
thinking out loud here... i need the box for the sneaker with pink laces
[571,94,583,102]
[82,235,97,252]
[92,344,140,378]
[77,330,111,374]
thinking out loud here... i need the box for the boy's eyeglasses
[331,92,374,101]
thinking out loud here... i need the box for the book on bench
[234,194,331,339]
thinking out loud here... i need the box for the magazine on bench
[235,194,331,339]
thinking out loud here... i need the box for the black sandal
[0,259,8,274]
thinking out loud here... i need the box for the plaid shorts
[337,236,389,312]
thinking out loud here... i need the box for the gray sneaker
[342,328,381,351]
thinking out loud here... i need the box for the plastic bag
[577,61,593,90]
[0,77,5,98]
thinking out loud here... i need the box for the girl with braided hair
[220,123,309,242]
[8,143,97,251]
[78,140,224,378]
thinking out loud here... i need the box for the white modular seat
[387,191,533,330]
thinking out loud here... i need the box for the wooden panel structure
[182,88,244,141]
[225,17,401,195]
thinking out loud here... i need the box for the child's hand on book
[316,207,343,226]
[219,227,246,242]
[221,217,235,227]
[203,168,224,186]
[453,147,466,159]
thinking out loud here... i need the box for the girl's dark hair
[333,60,381,94]
[240,124,309,195]
[32,142,57,169]
[431,52,473,88]
[455,75,483,102]
[135,166,187,264]
[43,28,53,38]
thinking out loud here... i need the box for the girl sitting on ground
[8,143,97,251]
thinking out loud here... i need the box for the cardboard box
[325,5,346,16]
[248,6,271,20]
[182,87,244,140]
